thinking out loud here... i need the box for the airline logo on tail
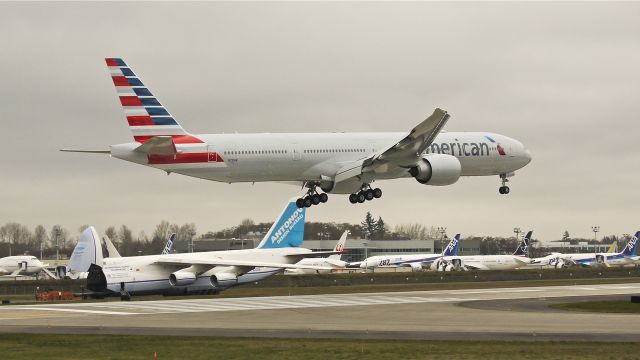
[513,231,532,256]
[161,233,177,255]
[105,58,225,165]
[257,200,306,249]
[622,231,640,256]
[442,234,461,256]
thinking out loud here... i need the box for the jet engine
[408,154,461,186]
[210,272,238,288]
[169,270,197,286]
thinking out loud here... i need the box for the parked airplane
[0,255,45,278]
[84,199,334,298]
[284,231,349,275]
[62,58,532,208]
[440,234,530,271]
[528,231,639,268]
[354,234,461,271]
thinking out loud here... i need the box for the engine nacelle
[210,272,238,288]
[409,154,461,186]
[169,270,197,286]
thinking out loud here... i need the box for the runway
[1,282,639,341]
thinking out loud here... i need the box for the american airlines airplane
[63,58,532,208]
[0,255,44,278]
[355,234,461,271]
[82,199,334,297]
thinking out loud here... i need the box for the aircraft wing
[154,256,335,271]
[334,108,450,184]
[286,251,344,258]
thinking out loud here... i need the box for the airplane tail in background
[105,58,197,144]
[442,234,461,256]
[256,199,306,249]
[162,233,177,255]
[513,231,532,256]
[328,231,349,260]
[68,227,103,275]
[621,231,640,256]
[103,235,121,258]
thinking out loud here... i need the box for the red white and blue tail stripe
[106,58,202,145]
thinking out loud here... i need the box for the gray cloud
[1,2,639,242]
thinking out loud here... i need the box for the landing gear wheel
[311,194,321,205]
[320,193,328,203]
[357,192,366,203]
[503,186,510,194]
[349,194,358,204]
[303,197,313,208]
[373,188,382,198]
[296,198,305,208]
[365,189,374,201]
[499,187,504,194]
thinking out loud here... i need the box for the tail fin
[103,235,121,258]
[68,227,103,274]
[256,199,306,249]
[442,234,461,256]
[606,240,617,253]
[105,58,198,144]
[513,231,532,256]
[162,233,177,255]
[328,231,349,260]
[621,231,640,256]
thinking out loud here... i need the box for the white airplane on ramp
[63,58,532,208]
[284,231,349,275]
[76,199,336,298]
[0,255,45,278]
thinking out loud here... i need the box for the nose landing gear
[349,185,382,204]
[498,174,510,194]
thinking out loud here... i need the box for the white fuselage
[100,248,311,295]
[111,132,531,193]
[445,255,526,270]
[527,253,638,268]
[284,257,347,275]
[359,253,442,270]
[0,256,44,276]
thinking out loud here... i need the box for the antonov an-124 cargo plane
[63,58,532,208]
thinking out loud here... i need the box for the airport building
[186,237,482,262]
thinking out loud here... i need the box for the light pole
[55,228,60,265]
[591,226,600,242]
[513,227,522,240]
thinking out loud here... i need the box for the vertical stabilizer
[328,231,349,260]
[68,227,103,274]
[513,231,532,256]
[256,199,306,249]
[442,234,461,256]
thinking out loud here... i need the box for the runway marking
[1,307,136,315]
[3,282,640,316]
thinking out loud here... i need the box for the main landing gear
[349,186,382,204]
[296,187,329,208]
[498,174,510,195]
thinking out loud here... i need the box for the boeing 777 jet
[64,58,532,208]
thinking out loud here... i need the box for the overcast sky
[1,2,639,242]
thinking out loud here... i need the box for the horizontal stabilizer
[134,136,177,156]
[60,149,110,154]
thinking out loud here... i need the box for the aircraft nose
[524,148,532,164]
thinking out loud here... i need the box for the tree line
[0,215,627,258]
